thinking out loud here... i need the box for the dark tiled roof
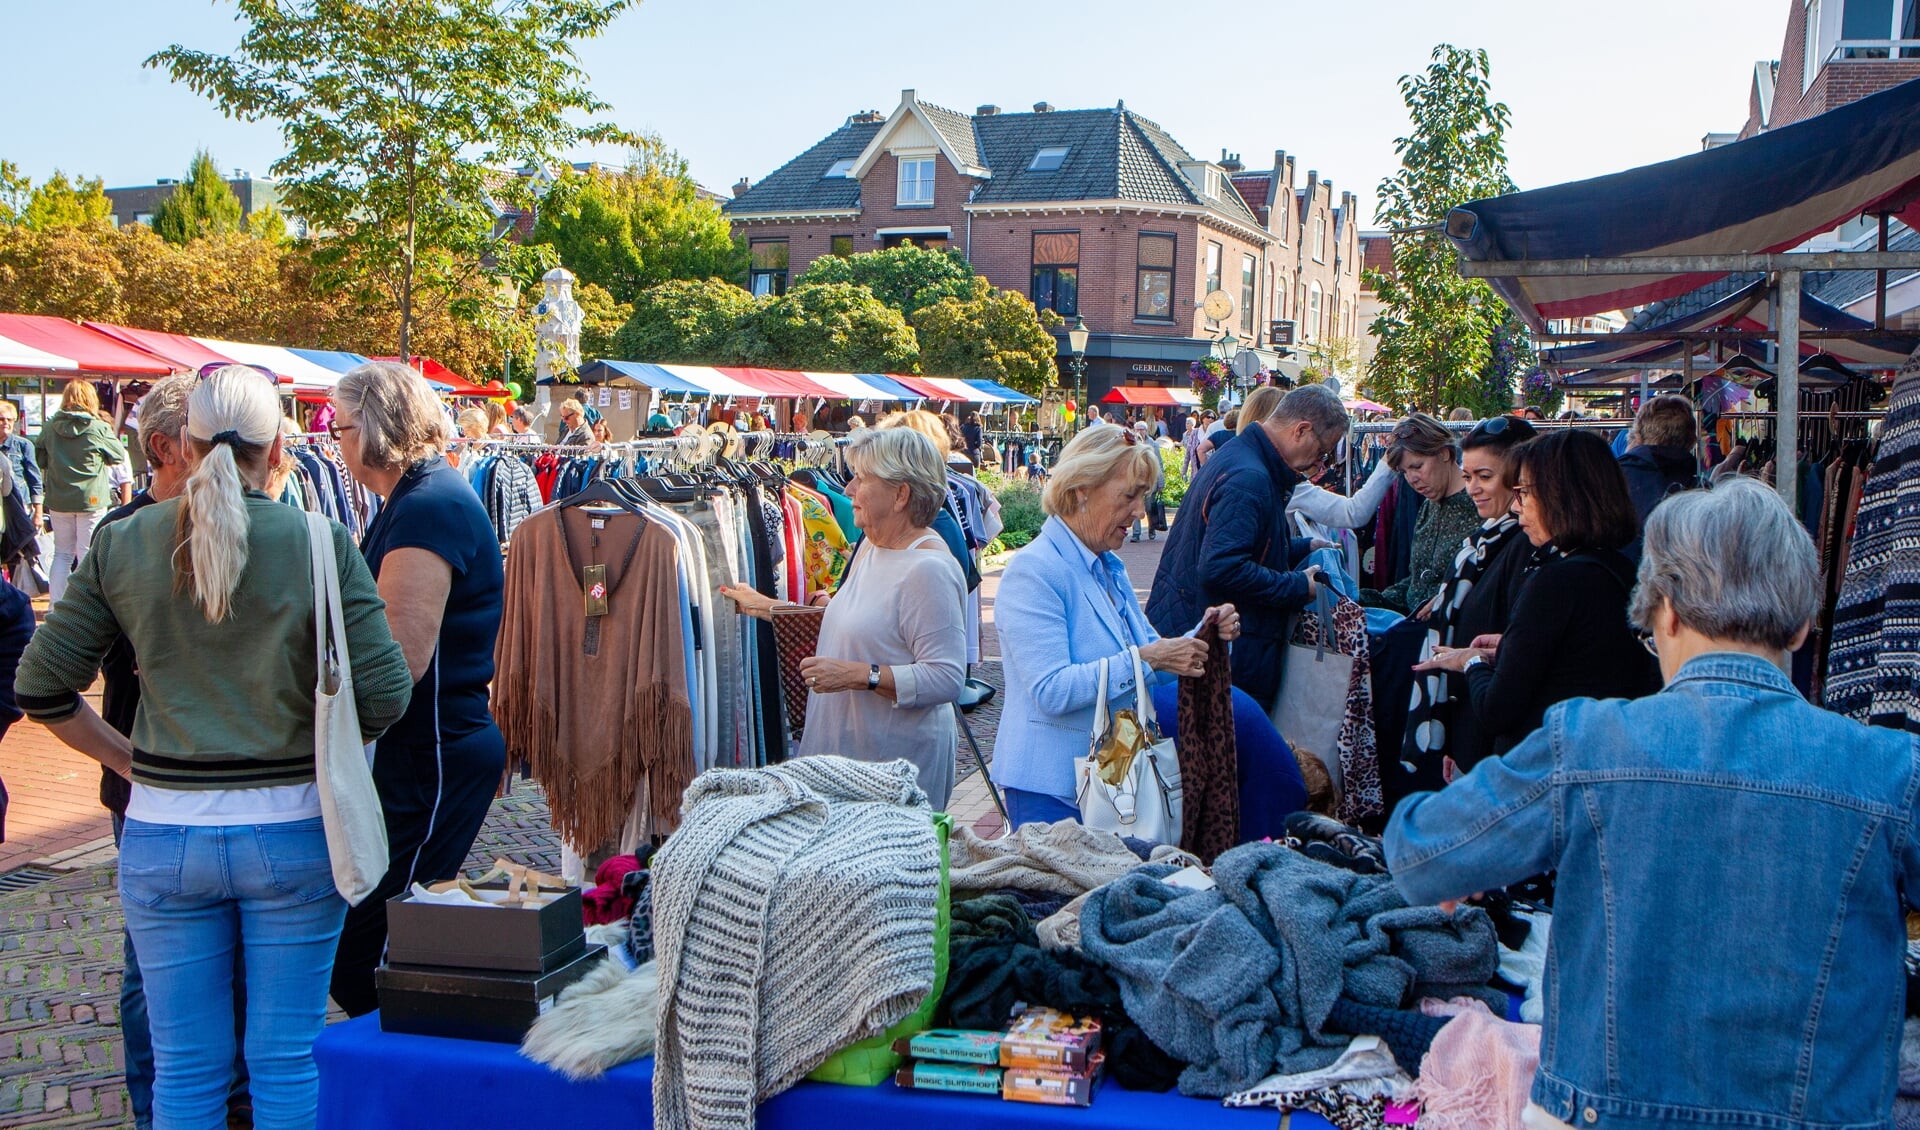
[1809,223,1920,308]
[1360,233,1394,275]
[723,118,882,215]
[1623,272,1760,330]
[1231,173,1272,211]
[728,100,1268,233]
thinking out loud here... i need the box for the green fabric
[15,494,414,788]
[1361,489,1481,614]
[34,411,124,513]
[816,480,860,541]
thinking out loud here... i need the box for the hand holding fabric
[1413,646,1491,674]
[1140,636,1208,678]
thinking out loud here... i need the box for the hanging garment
[1177,620,1238,863]
[1294,595,1382,825]
[1404,517,1528,774]
[495,507,693,851]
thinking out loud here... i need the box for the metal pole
[1877,214,1891,331]
[1778,270,1801,517]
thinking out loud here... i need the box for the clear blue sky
[6,0,1785,226]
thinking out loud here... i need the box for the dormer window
[898,155,936,206]
[1206,169,1222,199]
[824,158,855,178]
[1029,146,1070,172]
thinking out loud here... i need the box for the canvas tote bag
[306,510,389,905]
[1075,647,1184,844]
[1269,584,1355,794]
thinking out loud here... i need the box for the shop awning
[1448,77,1920,328]
[962,378,1039,405]
[1102,386,1199,407]
[1542,279,1920,370]
[0,314,177,377]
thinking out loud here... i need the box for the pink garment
[580,854,642,926]
[1414,997,1541,1130]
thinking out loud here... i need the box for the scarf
[1404,517,1523,769]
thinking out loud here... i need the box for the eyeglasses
[327,421,358,441]
[1510,480,1534,504]
[1635,630,1659,657]
[197,362,283,394]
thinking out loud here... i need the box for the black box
[375,944,607,1044]
[384,883,586,973]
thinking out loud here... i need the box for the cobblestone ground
[0,534,1169,1126]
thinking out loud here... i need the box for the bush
[1159,445,1190,509]
[997,480,1046,547]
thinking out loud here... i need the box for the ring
[806,677,817,688]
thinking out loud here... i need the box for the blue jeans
[113,814,250,1130]
[118,817,345,1130]
[1002,787,1082,829]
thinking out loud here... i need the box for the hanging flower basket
[1189,357,1226,394]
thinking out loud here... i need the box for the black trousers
[329,723,506,1017]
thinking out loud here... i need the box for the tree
[150,0,639,359]
[742,282,918,373]
[573,280,632,361]
[613,277,756,364]
[1304,335,1362,383]
[1473,311,1538,416]
[796,244,976,319]
[152,150,246,244]
[0,162,30,225]
[19,171,113,231]
[1365,45,1516,413]
[912,277,1061,394]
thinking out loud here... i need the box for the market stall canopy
[84,322,242,374]
[374,355,504,397]
[1448,76,1920,329]
[201,338,345,389]
[574,360,703,392]
[1102,385,1201,407]
[962,379,1038,404]
[291,348,373,376]
[1541,279,1920,370]
[0,314,176,377]
[804,372,919,401]
[1344,398,1390,414]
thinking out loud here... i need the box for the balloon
[505,382,522,398]
[1062,409,1075,422]
[1065,399,1077,412]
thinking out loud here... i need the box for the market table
[315,1014,1334,1130]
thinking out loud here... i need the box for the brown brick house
[723,90,1359,400]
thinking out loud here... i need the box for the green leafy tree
[0,162,31,225]
[1365,45,1515,413]
[149,0,639,359]
[613,277,756,364]
[1472,311,1537,416]
[573,279,631,361]
[912,277,1061,394]
[796,244,975,319]
[152,150,246,244]
[20,170,113,231]
[743,282,918,373]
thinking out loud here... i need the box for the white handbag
[306,510,390,906]
[1075,646,1184,845]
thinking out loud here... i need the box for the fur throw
[949,819,1198,898]
[520,956,659,1081]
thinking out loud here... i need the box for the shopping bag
[306,511,389,906]
[770,605,825,744]
[1075,647,1183,844]
[1269,585,1355,794]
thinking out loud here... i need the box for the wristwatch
[1463,654,1489,674]
[867,664,882,690]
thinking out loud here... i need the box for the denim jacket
[1384,653,1920,1130]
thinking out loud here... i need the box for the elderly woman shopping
[993,424,1306,837]
[722,427,966,807]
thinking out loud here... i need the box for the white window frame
[897,154,936,207]
[1307,282,1323,342]
[1313,217,1327,263]
[824,158,855,178]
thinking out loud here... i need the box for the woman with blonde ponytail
[13,366,415,1129]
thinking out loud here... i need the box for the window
[1805,0,1826,87]
[897,156,936,206]
[1313,217,1327,263]
[1240,254,1257,336]
[749,239,789,297]
[1029,146,1070,172]
[1136,232,1176,321]
[1030,231,1079,316]
[830,234,855,258]
[1205,242,1224,312]
[881,232,948,251]
[824,158,855,179]
[1307,282,1323,342]
[134,212,153,226]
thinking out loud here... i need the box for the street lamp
[1065,314,1090,433]
[1213,329,1241,406]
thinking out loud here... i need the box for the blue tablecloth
[314,1014,1333,1130]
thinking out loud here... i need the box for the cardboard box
[375,944,605,1044]
[384,883,586,973]
[1000,1007,1103,1072]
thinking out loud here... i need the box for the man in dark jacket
[1147,385,1351,705]
[1617,394,1700,551]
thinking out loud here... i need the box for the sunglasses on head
[197,362,283,393]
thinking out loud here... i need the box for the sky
[3,0,1785,228]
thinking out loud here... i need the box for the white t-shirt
[127,782,321,826]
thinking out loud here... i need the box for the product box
[1002,1054,1105,1107]
[999,1007,1103,1072]
[384,882,586,974]
[890,1029,1003,1066]
[894,1061,1004,1096]
[375,944,605,1044]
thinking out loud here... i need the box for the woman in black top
[1416,429,1659,760]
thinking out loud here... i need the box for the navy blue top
[359,458,505,751]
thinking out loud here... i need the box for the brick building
[104,174,299,234]
[1741,0,1920,137]
[722,90,1363,399]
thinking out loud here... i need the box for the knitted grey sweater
[651,756,940,1130]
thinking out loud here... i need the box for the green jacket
[1361,488,1483,614]
[15,494,414,790]
[34,410,124,514]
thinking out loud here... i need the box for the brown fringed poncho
[495,507,693,853]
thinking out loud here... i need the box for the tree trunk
[399,149,418,361]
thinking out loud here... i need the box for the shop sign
[1129,362,1179,377]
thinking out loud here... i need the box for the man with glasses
[1146,384,1350,707]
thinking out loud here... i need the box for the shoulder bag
[1269,583,1354,794]
[306,510,390,905]
[1075,647,1184,844]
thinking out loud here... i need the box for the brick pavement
[0,531,1169,1127]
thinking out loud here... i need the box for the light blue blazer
[993,516,1173,802]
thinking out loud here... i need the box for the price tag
[583,563,609,618]
[618,389,633,411]
[597,387,611,407]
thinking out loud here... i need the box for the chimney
[850,109,884,124]
[902,88,916,103]
[1219,150,1243,173]
[976,104,1000,116]
[732,177,751,197]
[1033,101,1054,113]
